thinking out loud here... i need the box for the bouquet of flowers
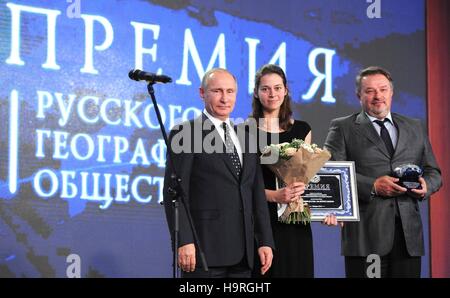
[261,139,331,224]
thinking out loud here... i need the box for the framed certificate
[302,161,359,221]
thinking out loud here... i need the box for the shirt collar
[366,112,393,124]
[203,109,232,128]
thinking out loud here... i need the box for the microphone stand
[145,81,208,278]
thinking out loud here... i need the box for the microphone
[128,69,172,84]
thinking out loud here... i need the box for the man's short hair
[356,66,394,95]
[201,68,237,90]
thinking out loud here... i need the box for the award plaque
[303,161,359,221]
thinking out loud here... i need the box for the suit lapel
[236,125,250,182]
[391,114,410,159]
[355,111,391,159]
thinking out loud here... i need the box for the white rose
[284,147,297,156]
[261,146,272,155]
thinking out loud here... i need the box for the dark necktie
[374,119,395,157]
[222,122,242,177]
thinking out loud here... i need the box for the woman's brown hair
[250,64,293,131]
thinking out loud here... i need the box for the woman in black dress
[250,64,337,277]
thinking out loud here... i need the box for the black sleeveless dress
[254,120,314,278]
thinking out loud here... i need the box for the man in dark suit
[163,68,274,278]
[324,66,442,278]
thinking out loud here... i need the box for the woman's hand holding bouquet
[261,139,331,224]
